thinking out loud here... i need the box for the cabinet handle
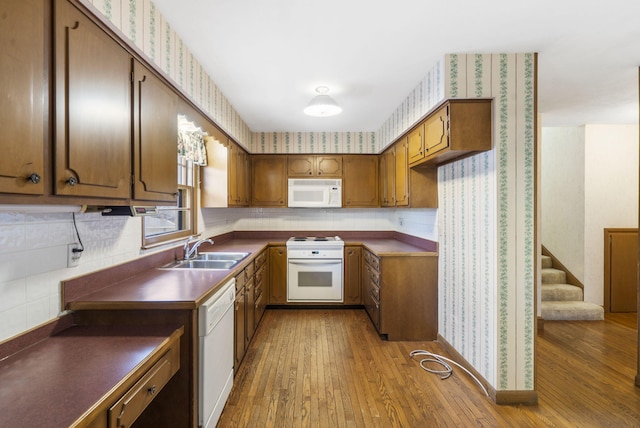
[28,173,41,184]
[67,176,78,186]
[148,385,157,395]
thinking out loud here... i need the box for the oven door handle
[288,259,343,266]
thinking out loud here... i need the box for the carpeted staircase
[541,255,604,320]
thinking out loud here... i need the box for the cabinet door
[245,277,255,344]
[132,60,178,202]
[424,105,449,155]
[287,156,315,176]
[343,155,378,207]
[268,246,287,304]
[234,287,246,369]
[344,246,362,304]
[251,155,287,207]
[316,156,342,177]
[0,0,46,195]
[380,148,395,207]
[237,149,250,206]
[54,0,132,198]
[394,138,409,206]
[606,230,638,312]
[227,143,239,205]
[407,123,424,165]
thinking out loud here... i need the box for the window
[142,156,198,248]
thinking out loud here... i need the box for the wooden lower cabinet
[363,249,438,340]
[234,272,246,369]
[108,340,180,428]
[344,245,362,304]
[269,246,287,304]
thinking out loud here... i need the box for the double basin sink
[160,252,251,270]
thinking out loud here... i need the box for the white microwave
[287,178,342,208]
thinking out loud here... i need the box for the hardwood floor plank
[220,309,640,428]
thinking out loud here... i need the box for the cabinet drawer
[370,281,380,301]
[235,270,246,292]
[364,250,380,272]
[255,263,267,286]
[244,260,255,279]
[108,345,179,428]
[254,250,267,268]
[364,263,380,286]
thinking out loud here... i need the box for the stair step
[541,255,552,269]
[542,268,566,284]
[541,301,604,321]
[542,283,583,302]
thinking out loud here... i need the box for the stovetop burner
[286,236,344,246]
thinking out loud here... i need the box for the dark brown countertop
[0,324,183,428]
[65,233,437,311]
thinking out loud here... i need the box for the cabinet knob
[147,385,157,395]
[308,171,312,175]
[67,176,78,186]
[28,173,41,184]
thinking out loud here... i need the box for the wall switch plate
[67,243,82,267]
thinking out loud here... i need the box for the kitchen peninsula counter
[0,324,183,428]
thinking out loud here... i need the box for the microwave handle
[288,259,343,266]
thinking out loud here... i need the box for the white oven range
[286,236,345,302]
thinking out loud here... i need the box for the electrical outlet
[67,243,82,267]
[399,217,404,226]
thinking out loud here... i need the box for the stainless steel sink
[195,252,250,261]
[159,251,250,270]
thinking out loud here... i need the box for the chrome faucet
[183,237,214,260]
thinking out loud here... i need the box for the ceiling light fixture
[303,86,342,117]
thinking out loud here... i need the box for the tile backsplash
[0,209,146,342]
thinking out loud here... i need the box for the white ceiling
[152,0,640,132]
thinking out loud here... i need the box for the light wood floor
[219,309,640,427]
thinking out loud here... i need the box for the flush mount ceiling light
[303,86,342,117]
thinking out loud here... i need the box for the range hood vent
[100,206,158,217]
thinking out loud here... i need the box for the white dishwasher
[199,278,235,428]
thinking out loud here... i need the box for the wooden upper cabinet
[251,155,287,207]
[228,143,250,206]
[394,138,409,206]
[411,99,492,167]
[54,0,131,199]
[132,59,178,203]
[0,0,46,195]
[407,124,424,166]
[287,156,314,176]
[342,155,378,208]
[287,155,342,177]
[316,156,342,177]
[380,147,395,207]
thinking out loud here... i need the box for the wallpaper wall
[77,0,536,395]
[85,0,253,148]
[251,131,376,154]
[439,53,536,393]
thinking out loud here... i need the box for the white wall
[584,124,638,304]
[541,125,638,306]
[541,127,586,283]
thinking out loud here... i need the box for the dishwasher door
[199,278,235,428]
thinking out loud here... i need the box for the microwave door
[289,187,328,207]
